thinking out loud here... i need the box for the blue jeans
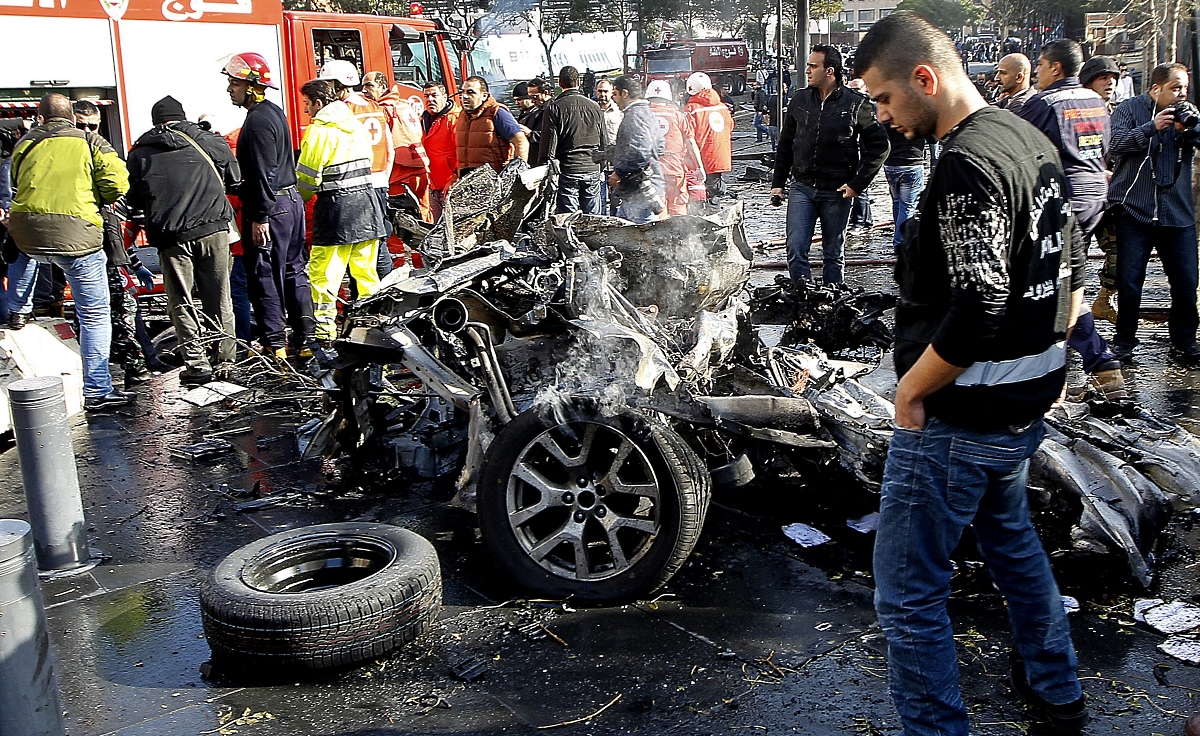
[1113,213,1199,352]
[874,417,1080,736]
[785,181,852,284]
[35,251,114,397]
[6,251,38,316]
[885,165,924,249]
[556,171,602,214]
[753,112,768,143]
[229,254,253,344]
[850,192,873,228]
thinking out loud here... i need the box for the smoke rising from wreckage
[325,160,1200,601]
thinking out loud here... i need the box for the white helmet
[319,59,360,87]
[645,80,672,101]
[686,72,712,96]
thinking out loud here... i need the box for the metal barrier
[0,519,66,736]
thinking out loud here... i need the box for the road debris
[535,693,622,730]
[846,512,880,533]
[447,652,489,682]
[180,381,250,407]
[1136,599,1200,635]
[782,523,832,548]
[1159,636,1200,665]
[170,439,234,461]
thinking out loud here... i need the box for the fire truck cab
[637,38,749,98]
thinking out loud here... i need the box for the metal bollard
[0,519,67,736]
[8,377,89,572]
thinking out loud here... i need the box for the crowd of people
[0,54,745,411]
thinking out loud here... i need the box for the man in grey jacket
[608,75,665,223]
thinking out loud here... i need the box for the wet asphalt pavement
[2,113,1200,736]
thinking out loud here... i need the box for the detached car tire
[199,522,441,671]
[478,406,710,602]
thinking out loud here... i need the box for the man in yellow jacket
[296,79,387,344]
[5,93,132,411]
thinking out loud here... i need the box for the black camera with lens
[1170,101,1200,129]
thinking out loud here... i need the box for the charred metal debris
[306,160,1200,601]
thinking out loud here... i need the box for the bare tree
[522,0,595,75]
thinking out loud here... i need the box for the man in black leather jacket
[770,45,889,285]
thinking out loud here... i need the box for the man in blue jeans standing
[882,124,927,248]
[6,93,132,411]
[1107,62,1200,365]
[858,13,1088,735]
[770,45,889,284]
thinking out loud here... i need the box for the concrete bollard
[0,519,67,736]
[8,377,89,572]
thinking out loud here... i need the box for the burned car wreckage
[324,162,1200,602]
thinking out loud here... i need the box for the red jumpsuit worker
[684,72,734,209]
[645,81,704,217]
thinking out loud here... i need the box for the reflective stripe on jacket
[296,100,385,246]
[8,118,129,258]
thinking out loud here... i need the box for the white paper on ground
[1139,600,1200,635]
[1158,635,1200,665]
[1133,598,1166,623]
[846,512,880,533]
[180,381,249,407]
[782,523,831,548]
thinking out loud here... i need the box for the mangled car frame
[328,162,1200,602]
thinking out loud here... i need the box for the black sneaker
[1010,658,1089,730]
[84,391,134,412]
[1169,343,1200,367]
[124,366,153,386]
[180,368,214,386]
[7,313,28,330]
[1110,345,1136,365]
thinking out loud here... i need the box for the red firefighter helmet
[222,52,278,89]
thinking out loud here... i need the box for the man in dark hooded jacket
[126,95,240,385]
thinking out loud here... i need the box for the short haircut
[38,93,74,121]
[423,81,447,94]
[559,65,580,89]
[999,53,1031,77]
[812,44,844,83]
[612,74,642,98]
[300,79,337,106]
[1151,62,1189,87]
[854,11,965,83]
[72,100,100,117]
[528,77,548,94]
[362,71,388,87]
[465,75,489,93]
[595,77,614,89]
[1039,39,1082,78]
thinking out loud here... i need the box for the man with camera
[1107,62,1200,365]
[1018,39,1126,400]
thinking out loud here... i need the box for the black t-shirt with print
[894,106,1085,431]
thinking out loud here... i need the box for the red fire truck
[0,0,461,152]
[635,38,750,97]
